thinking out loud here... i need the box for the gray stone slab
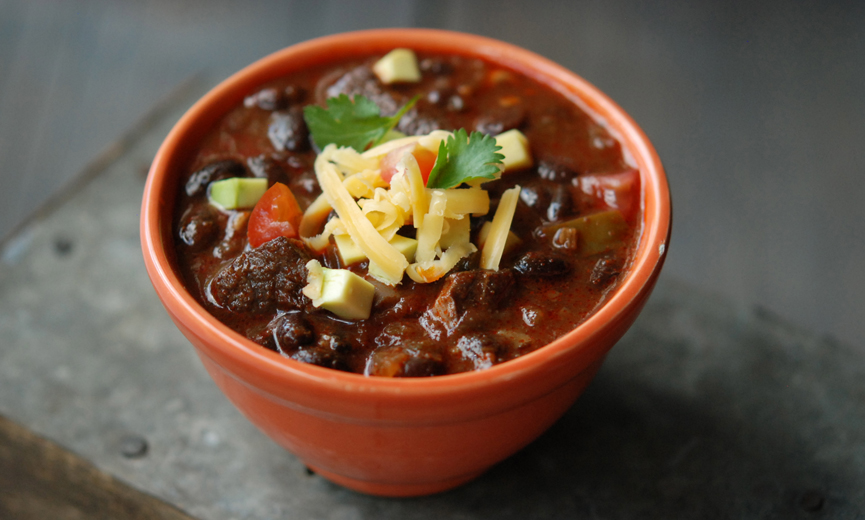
[1,88,863,519]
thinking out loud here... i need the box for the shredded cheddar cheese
[439,217,471,250]
[301,259,325,302]
[396,154,429,228]
[481,185,521,270]
[314,146,408,285]
[299,130,525,286]
[406,241,477,283]
[415,190,447,263]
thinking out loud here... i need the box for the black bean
[321,244,344,270]
[268,106,309,152]
[474,118,505,137]
[178,206,219,251]
[274,313,315,352]
[290,347,350,372]
[452,250,481,272]
[474,105,526,136]
[369,341,447,377]
[590,257,622,286]
[247,155,289,185]
[546,184,573,222]
[537,161,578,183]
[244,87,286,111]
[323,65,399,115]
[420,58,453,75]
[427,89,446,105]
[211,210,250,260]
[433,75,453,91]
[457,333,501,357]
[250,325,279,352]
[321,333,353,354]
[397,107,442,136]
[283,85,306,105]
[401,354,447,377]
[447,94,465,112]
[513,252,570,277]
[291,170,319,197]
[185,160,246,197]
[286,154,307,169]
[519,184,551,210]
[469,215,487,234]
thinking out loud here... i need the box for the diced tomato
[380,143,437,184]
[413,146,437,181]
[576,169,641,224]
[247,182,303,248]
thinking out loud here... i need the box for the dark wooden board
[0,415,197,520]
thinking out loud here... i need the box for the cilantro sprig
[304,94,504,189]
[303,94,420,152]
[425,129,504,189]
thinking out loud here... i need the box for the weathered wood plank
[0,415,198,520]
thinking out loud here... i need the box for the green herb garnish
[425,129,504,189]
[303,94,420,152]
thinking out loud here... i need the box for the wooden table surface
[0,415,195,520]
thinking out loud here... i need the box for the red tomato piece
[380,143,437,184]
[577,169,641,223]
[412,146,437,182]
[247,182,303,248]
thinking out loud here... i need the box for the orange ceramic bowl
[141,29,670,497]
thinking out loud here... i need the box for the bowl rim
[141,28,670,399]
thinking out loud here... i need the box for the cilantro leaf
[425,129,504,189]
[303,94,419,152]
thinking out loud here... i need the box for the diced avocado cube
[575,210,630,256]
[495,129,532,172]
[208,177,268,210]
[439,217,471,250]
[334,234,367,265]
[373,49,421,84]
[368,235,418,280]
[318,268,376,320]
[389,234,418,261]
[545,210,630,256]
[337,233,417,270]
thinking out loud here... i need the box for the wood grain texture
[0,415,197,520]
